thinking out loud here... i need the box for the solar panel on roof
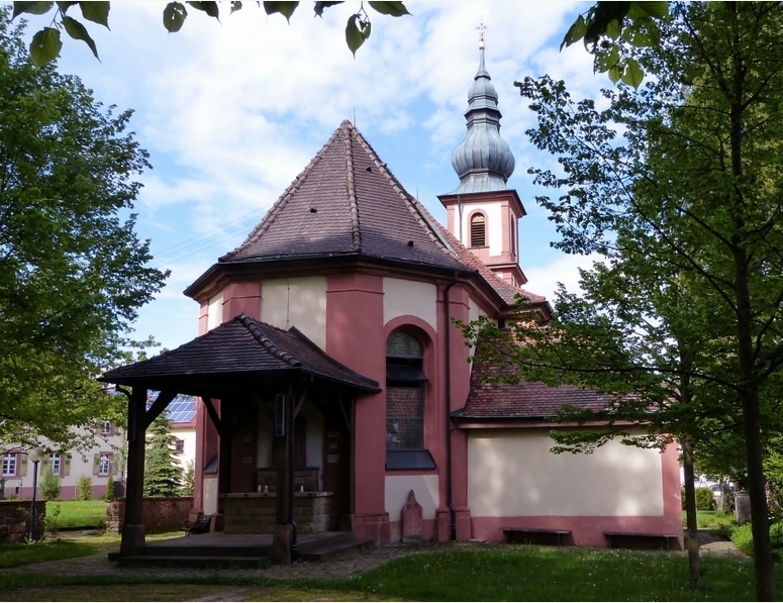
[145,392,197,423]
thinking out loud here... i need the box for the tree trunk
[682,438,703,590]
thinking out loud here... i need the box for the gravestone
[401,489,423,542]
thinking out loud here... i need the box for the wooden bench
[181,512,211,535]
[604,531,679,551]
[501,527,571,546]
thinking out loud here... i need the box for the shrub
[730,520,783,558]
[695,487,716,511]
[38,466,61,500]
[104,478,115,502]
[74,475,93,501]
[44,503,61,533]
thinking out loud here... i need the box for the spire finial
[477,18,487,50]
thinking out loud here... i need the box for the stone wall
[107,497,193,533]
[0,500,45,543]
[222,492,331,534]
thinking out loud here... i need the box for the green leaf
[367,1,409,17]
[12,2,53,19]
[230,1,243,14]
[30,27,62,67]
[620,58,644,89]
[163,2,188,33]
[188,1,219,18]
[263,1,299,22]
[627,1,668,19]
[55,1,78,12]
[314,1,342,17]
[596,44,620,72]
[622,22,652,47]
[79,1,110,28]
[605,18,621,40]
[561,15,586,50]
[607,64,622,84]
[62,15,99,60]
[345,14,368,57]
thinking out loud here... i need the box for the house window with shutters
[50,453,62,477]
[470,212,487,248]
[2,453,18,477]
[175,439,185,454]
[95,452,112,477]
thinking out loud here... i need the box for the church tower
[439,34,527,288]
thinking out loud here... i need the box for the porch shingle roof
[100,314,380,394]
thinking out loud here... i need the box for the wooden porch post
[217,399,233,513]
[121,386,147,557]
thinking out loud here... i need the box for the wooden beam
[121,386,147,557]
[143,389,178,430]
[201,396,224,437]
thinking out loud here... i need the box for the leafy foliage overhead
[0,8,168,446]
[12,1,410,66]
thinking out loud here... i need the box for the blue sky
[19,1,607,351]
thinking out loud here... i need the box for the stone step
[298,538,373,562]
[117,554,270,569]
[137,545,270,557]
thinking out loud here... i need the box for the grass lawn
[0,540,779,601]
[46,500,107,529]
[0,540,97,569]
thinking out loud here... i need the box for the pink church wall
[326,272,389,543]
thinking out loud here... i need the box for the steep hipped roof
[221,120,465,272]
[100,314,380,395]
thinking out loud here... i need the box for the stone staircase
[110,531,372,569]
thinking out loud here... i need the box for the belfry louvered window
[470,213,486,247]
[386,331,426,450]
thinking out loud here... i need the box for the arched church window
[470,213,486,247]
[386,331,426,450]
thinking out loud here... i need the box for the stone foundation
[221,492,332,534]
[107,497,193,533]
[0,500,45,543]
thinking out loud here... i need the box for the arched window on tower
[470,213,486,248]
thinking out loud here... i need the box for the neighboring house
[1,396,197,501]
[1,422,122,501]
[102,42,682,548]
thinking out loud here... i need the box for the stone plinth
[0,500,45,542]
[221,492,332,534]
[107,497,193,533]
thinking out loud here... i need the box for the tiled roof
[459,351,613,420]
[221,121,465,272]
[100,314,380,394]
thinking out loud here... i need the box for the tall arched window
[470,213,486,247]
[386,331,426,450]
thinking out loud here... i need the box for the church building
[104,42,682,550]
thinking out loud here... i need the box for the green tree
[181,459,195,498]
[38,465,61,500]
[503,3,783,599]
[75,475,93,501]
[143,415,182,498]
[0,9,168,446]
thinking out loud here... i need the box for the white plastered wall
[468,429,664,517]
[203,478,218,515]
[383,278,437,331]
[385,475,439,520]
[461,202,504,256]
[300,401,325,491]
[207,291,224,330]
[261,277,327,350]
[172,425,197,471]
[467,297,488,358]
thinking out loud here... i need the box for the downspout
[444,272,459,541]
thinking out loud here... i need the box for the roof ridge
[343,124,362,252]
[349,125,458,259]
[220,124,349,262]
[236,314,301,367]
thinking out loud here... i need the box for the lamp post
[28,447,44,541]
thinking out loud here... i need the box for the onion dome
[450,39,515,194]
